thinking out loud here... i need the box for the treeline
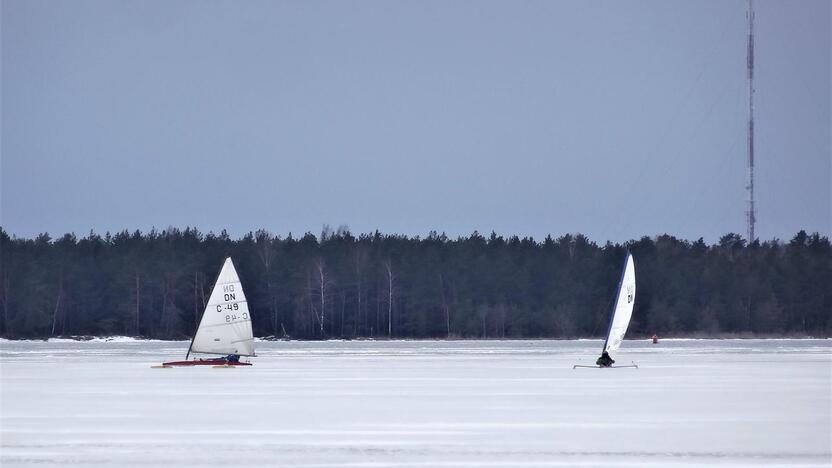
[0,226,829,339]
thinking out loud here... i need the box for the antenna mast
[746,0,756,242]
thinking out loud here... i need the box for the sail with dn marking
[602,252,636,355]
[187,258,255,358]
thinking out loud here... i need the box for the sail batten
[188,258,255,357]
[198,320,252,329]
[602,252,636,356]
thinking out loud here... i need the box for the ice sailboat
[154,257,255,368]
[574,251,637,369]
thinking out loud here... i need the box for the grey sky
[2,0,829,242]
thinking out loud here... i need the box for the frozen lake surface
[1,339,830,467]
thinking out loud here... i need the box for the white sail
[603,252,636,355]
[188,258,255,357]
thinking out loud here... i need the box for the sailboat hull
[160,358,252,367]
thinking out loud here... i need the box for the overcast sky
[2,0,829,243]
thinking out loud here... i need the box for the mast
[186,257,229,360]
[601,251,631,354]
[746,0,756,243]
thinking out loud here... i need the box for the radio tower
[746,0,756,242]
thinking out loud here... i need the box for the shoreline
[1,335,829,343]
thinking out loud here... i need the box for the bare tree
[193,271,200,329]
[50,273,63,337]
[320,224,334,242]
[159,275,170,336]
[255,230,280,335]
[374,283,380,337]
[477,303,488,338]
[438,272,451,337]
[1,272,9,335]
[354,246,367,336]
[158,272,183,337]
[384,260,395,337]
[494,303,507,338]
[134,271,141,335]
[340,291,346,336]
[303,272,316,336]
[311,258,331,337]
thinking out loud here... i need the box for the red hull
[161,358,252,367]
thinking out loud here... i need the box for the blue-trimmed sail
[602,253,636,355]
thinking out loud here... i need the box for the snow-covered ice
[1,339,829,467]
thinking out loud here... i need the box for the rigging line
[657,75,740,179]
[611,74,741,242]
[681,133,742,238]
[601,9,740,242]
[590,273,618,338]
[676,78,745,238]
[712,167,746,239]
[710,142,748,236]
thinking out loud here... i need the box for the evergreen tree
[0,227,828,339]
